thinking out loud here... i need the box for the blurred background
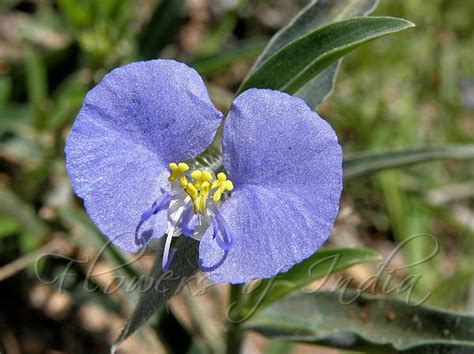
[0,0,473,353]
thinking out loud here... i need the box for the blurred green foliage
[327,0,474,306]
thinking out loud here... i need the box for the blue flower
[65,59,343,284]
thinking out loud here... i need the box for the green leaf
[59,207,193,349]
[238,16,414,95]
[112,237,199,353]
[344,145,474,180]
[241,248,381,317]
[249,0,379,108]
[252,0,378,68]
[294,61,341,109]
[246,291,474,353]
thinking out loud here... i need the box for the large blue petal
[199,89,342,283]
[65,60,222,252]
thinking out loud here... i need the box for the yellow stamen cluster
[168,162,234,214]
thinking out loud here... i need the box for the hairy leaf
[344,145,474,180]
[112,237,199,353]
[238,17,414,94]
[247,291,474,353]
[249,0,379,108]
[240,248,381,318]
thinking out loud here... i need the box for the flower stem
[225,284,244,354]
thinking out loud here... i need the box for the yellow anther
[190,169,213,188]
[212,190,222,203]
[212,172,234,202]
[224,180,234,190]
[190,170,203,188]
[168,162,189,186]
[178,162,189,172]
[190,170,202,180]
[168,163,178,181]
[211,172,224,189]
[202,171,213,182]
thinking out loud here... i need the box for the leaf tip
[371,250,384,261]
[393,17,416,29]
[403,19,416,29]
[372,16,416,30]
[355,248,383,261]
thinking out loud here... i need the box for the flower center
[135,161,234,271]
[168,162,233,214]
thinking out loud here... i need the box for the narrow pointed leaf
[252,0,379,68]
[344,145,474,180]
[241,248,381,317]
[247,291,474,353]
[249,0,379,108]
[238,16,414,94]
[295,61,341,109]
[112,237,199,353]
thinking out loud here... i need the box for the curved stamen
[210,204,233,251]
[198,251,228,272]
[211,216,219,239]
[210,216,231,251]
[135,189,173,246]
[161,201,188,271]
[162,231,176,271]
[181,203,198,237]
